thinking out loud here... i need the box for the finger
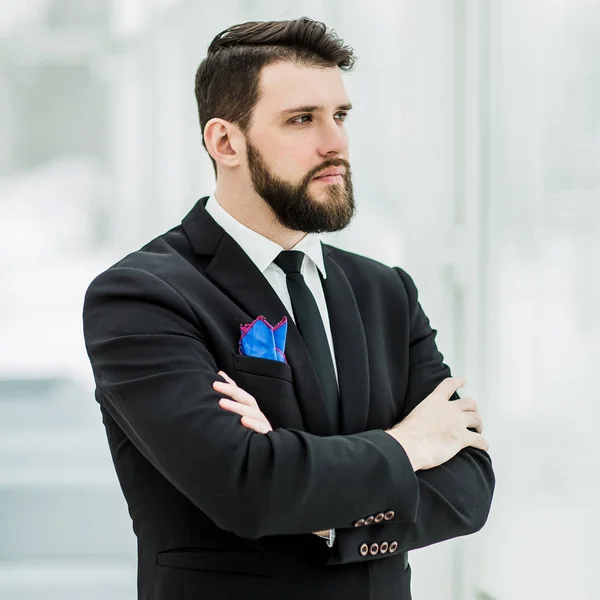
[462,410,483,433]
[241,415,272,434]
[435,377,467,401]
[218,398,273,430]
[218,398,266,423]
[455,397,477,412]
[213,381,257,407]
[466,431,489,452]
[218,371,237,386]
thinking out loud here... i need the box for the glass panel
[479,1,600,598]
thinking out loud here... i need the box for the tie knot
[274,250,304,275]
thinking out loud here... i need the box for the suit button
[380,541,389,553]
[389,541,398,553]
[369,543,379,556]
[384,510,395,521]
[364,515,375,525]
[374,512,385,523]
[353,518,366,527]
[359,543,369,556]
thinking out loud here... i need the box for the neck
[214,179,307,250]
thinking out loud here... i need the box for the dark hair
[194,17,356,174]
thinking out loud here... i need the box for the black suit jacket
[82,196,495,600]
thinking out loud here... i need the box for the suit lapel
[321,247,370,434]
[182,198,333,436]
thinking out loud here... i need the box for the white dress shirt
[205,193,337,547]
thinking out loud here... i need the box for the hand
[386,377,488,471]
[213,371,273,434]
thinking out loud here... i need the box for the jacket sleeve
[82,265,421,541]
[323,267,495,566]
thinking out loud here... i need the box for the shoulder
[83,224,198,318]
[323,243,417,296]
[113,224,196,279]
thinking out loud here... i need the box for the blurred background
[1,0,599,598]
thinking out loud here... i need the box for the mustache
[305,158,351,182]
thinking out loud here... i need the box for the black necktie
[274,250,340,429]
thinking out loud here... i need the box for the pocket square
[239,316,288,363]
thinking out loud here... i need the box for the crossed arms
[82,265,495,565]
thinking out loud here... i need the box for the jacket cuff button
[353,518,366,527]
[380,541,389,553]
[389,541,398,553]
[364,515,374,525]
[359,543,369,556]
[369,543,379,556]
[384,510,395,520]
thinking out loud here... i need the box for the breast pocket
[232,353,293,382]
[230,353,304,430]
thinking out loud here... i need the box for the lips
[314,167,345,179]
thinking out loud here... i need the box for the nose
[317,118,349,158]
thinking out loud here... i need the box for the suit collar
[181,196,225,257]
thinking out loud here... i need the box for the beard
[246,139,355,234]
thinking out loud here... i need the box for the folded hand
[213,371,273,433]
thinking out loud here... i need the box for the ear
[204,118,245,169]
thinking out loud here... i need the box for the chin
[311,187,344,203]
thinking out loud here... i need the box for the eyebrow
[279,103,353,116]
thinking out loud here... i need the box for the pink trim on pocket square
[239,315,287,336]
[239,315,288,363]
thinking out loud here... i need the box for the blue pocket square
[239,316,288,363]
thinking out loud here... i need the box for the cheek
[271,148,312,181]
[250,128,314,180]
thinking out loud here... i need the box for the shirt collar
[205,194,327,278]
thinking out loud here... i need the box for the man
[82,17,494,600]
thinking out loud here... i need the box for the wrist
[385,426,421,471]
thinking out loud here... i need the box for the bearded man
[82,17,494,600]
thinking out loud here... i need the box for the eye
[289,112,349,125]
[290,114,313,124]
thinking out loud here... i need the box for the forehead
[255,61,350,115]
